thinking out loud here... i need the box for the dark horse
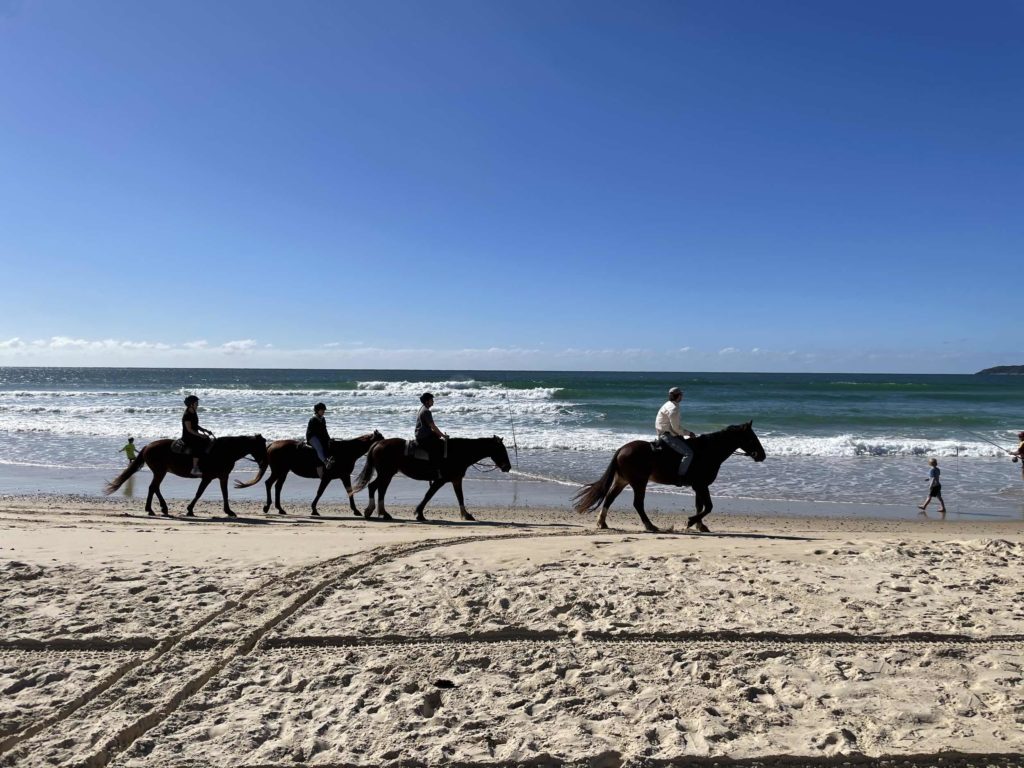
[234,431,384,516]
[105,435,268,518]
[572,422,766,533]
[352,436,512,522]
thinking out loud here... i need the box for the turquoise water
[1,368,1022,514]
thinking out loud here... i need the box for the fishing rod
[503,392,520,471]
[963,429,1015,455]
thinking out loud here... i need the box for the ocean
[1,367,1022,518]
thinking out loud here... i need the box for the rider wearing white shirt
[656,386,695,479]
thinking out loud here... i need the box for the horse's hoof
[225,511,237,518]
[645,526,660,533]
[278,510,287,516]
[596,523,608,530]
[379,511,393,521]
[310,510,320,517]
[185,511,195,517]
[415,515,426,522]
[461,513,476,522]
[697,523,710,533]
[262,507,270,514]
[686,517,698,529]
[161,511,171,517]
[352,509,362,517]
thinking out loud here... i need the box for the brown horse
[352,436,512,522]
[105,434,268,517]
[234,431,384,516]
[572,422,766,533]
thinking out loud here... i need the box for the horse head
[489,435,513,472]
[734,422,766,462]
[370,429,384,444]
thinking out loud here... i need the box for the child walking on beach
[118,437,138,463]
[918,458,946,517]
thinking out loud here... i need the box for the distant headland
[976,365,1024,375]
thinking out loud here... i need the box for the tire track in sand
[263,629,1024,652]
[0,529,554,768]
[0,573,276,757]
[231,753,1024,768]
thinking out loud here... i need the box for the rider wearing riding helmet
[306,402,333,477]
[182,395,214,477]
[415,392,447,479]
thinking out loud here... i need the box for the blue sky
[0,0,1021,372]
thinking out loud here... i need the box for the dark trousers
[419,435,444,475]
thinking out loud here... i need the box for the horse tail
[105,452,146,495]
[572,450,620,514]
[234,459,269,489]
[351,446,377,495]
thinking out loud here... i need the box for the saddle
[405,440,431,462]
[653,436,693,485]
[172,437,215,458]
[301,441,334,468]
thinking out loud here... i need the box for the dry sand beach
[1,495,1022,768]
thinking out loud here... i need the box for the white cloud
[221,339,257,353]
[0,334,990,372]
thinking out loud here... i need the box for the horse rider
[182,395,214,477]
[1012,431,1024,481]
[656,386,696,481]
[306,402,334,478]
[415,392,447,479]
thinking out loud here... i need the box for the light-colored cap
[668,386,682,396]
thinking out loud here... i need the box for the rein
[470,461,502,473]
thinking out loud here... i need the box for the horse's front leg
[451,477,474,521]
[310,477,331,517]
[219,475,236,517]
[630,481,659,533]
[414,478,447,522]
[342,475,362,516]
[186,477,214,516]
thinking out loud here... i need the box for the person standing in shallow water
[1012,431,1024,482]
[181,395,214,477]
[917,458,946,517]
[118,437,139,464]
[415,392,447,479]
[306,402,333,478]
